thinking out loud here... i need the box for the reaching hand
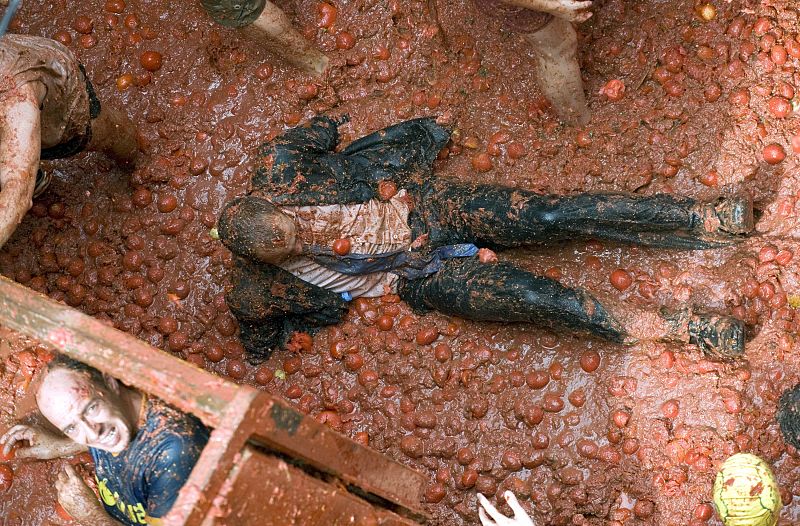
[505,0,593,23]
[56,464,104,524]
[478,491,536,526]
[0,424,69,460]
[547,0,593,22]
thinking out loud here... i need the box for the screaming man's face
[37,368,134,454]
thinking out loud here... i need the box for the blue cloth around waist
[305,243,478,281]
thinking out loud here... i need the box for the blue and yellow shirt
[89,397,209,525]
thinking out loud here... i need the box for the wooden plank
[248,394,429,518]
[0,276,237,428]
[204,445,422,526]
[166,390,259,526]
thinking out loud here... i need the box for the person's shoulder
[144,398,209,452]
[227,255,285,287]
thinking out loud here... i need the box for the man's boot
[692,193,755,238]
[687,313,745,359]
[663,307,745,359]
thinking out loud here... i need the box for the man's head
[218,196,302,264]
[36,356,135,454]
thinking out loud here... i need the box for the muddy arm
[0,83,41,248]
[230,296,348,363]
[339,117,451,187]
[56,465,124,526]
[251,115,348,192]
[0,423,88,460]
[265,115,344,154]
[226,258,348,362]
[254,117,447,203]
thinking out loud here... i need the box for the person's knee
[200,0,266,28]
[510,273,556,309]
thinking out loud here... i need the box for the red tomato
[599,79,625,101]
[610,269,633,291]
[763,143,786,165]
[332,238,351,255]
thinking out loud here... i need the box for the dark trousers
[398,258,628,341]
[420,181,713,250]
[200,0,265,28]
[401,183,710,340]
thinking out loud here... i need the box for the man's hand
[56,465,108,524]
[504,0,593,23]
[1,424,58,459]
[478,491,535,526]
[0,424,86,460]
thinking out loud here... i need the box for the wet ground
[2,0,800,524]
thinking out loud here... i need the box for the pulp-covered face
[37,368,134,454]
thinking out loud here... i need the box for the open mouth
[99,426,118,449]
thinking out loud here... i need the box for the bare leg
[86,105,137,165]
[524,16,589,126]
[0,84,40,247]
[247,1,329,75]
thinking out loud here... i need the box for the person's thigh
[420,182,699,249]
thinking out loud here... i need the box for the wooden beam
[202,446,422,526]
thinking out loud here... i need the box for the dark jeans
[401,184,711,340]
[399,258,628,342]
[419,182,713,250]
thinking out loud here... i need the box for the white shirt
[278,191,413,298]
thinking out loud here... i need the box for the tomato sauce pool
[3,0,800,524]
